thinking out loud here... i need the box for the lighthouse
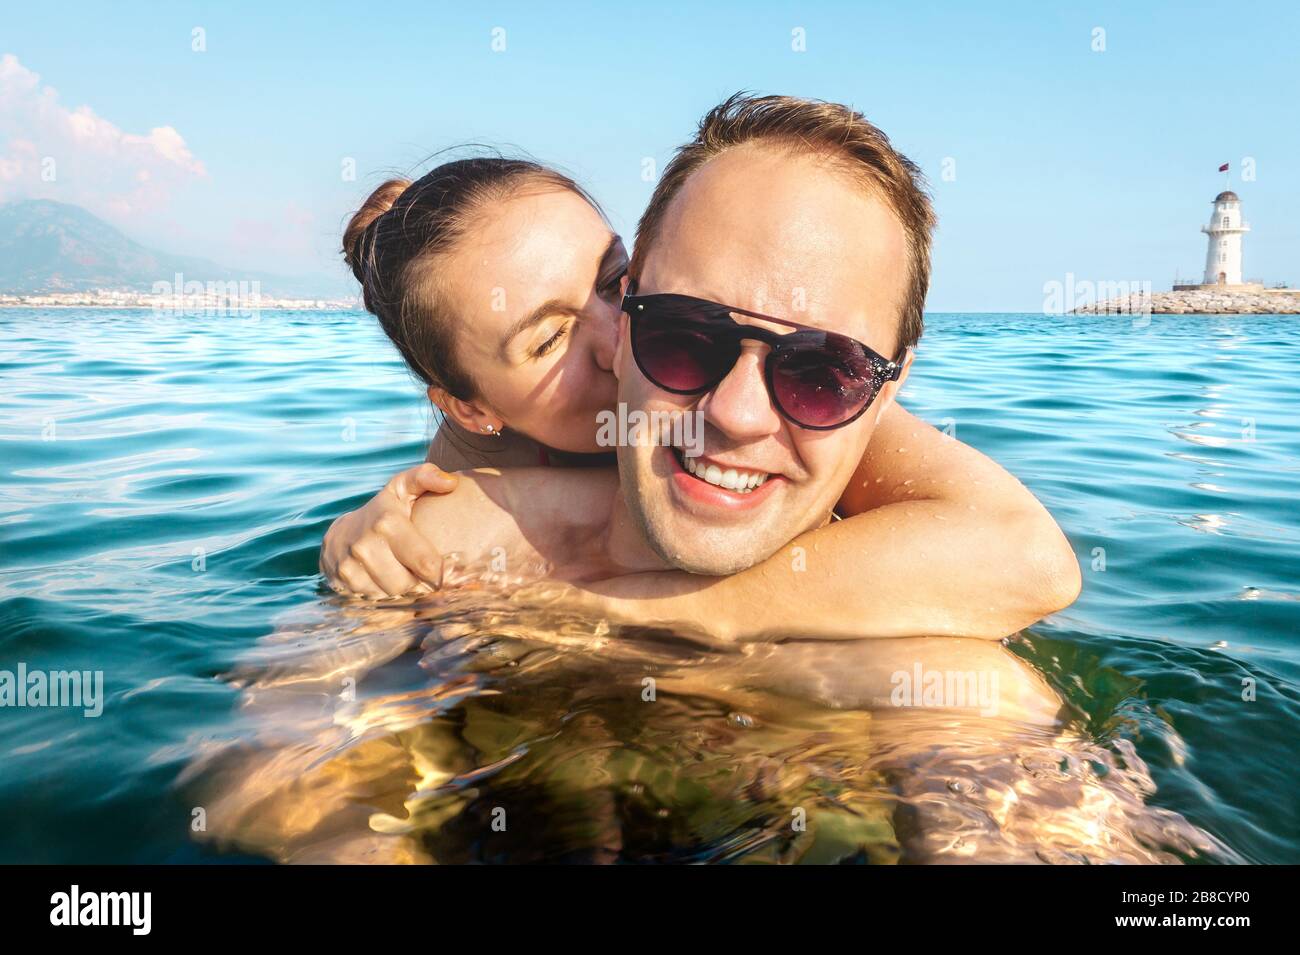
[1201,191,1249,286]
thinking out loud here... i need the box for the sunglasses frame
[622,291,907,431]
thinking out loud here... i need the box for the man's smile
[666,446,783,512]
[680,451,771,492]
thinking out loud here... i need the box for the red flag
[1218,163,1230,172]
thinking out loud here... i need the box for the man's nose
[698,346,782,440]
[585,300,620,373]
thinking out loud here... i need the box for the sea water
[1,309,1296,862]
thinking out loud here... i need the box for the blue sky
[2,0,1296,308]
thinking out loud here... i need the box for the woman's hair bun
[341,178,412,281]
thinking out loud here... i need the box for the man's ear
[873,346,914,420]
[427,386,502,436]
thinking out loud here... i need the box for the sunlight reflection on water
[184,588,1237,864]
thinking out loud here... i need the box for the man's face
[615,143,912,575]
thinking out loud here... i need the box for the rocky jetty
[1074,288,1300,315]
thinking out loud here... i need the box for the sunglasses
[623,292,906,430]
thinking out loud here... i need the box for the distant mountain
[0,199,347,298]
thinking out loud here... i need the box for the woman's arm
[320,423,544,597]
[576,404,1082,642]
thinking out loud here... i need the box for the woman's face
[441,187,626,453]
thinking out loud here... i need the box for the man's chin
[647,526,780,576]
[640,446,796,574]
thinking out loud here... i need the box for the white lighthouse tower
[1201,191,1249,286]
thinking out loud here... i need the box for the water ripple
[0,309,1297,862]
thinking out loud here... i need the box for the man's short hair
[630,92,937,351]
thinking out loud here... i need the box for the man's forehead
[639,145,907,344]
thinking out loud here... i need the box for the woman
[322,156,1080,641]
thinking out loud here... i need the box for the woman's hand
[320,463,459,598]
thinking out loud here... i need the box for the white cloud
[0,53,206,215]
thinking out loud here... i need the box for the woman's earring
[481,424,502,438]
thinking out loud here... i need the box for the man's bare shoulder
[410,466,620,568]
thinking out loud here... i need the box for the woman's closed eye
[532,319,571,357]
[528,263,625,359]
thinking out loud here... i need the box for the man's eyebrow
[498,234,626,358]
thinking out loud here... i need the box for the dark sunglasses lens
[633,318,735,393]
[771,340,876,428]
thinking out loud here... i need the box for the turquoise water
[1,308,1297,863]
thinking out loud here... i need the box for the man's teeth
[681,453,770,493]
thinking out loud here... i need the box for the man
[197,99,1171,864]
[408,93,1077,658]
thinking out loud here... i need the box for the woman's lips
[665,447,782,512]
